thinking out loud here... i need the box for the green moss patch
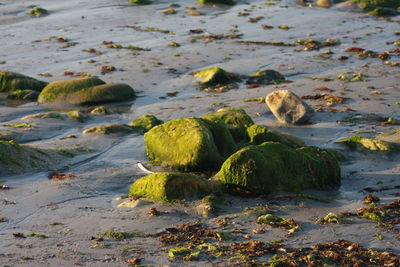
[83,123,138,135]
[129,172,212,202]
[201,108,254,142]
[198,0,236,5]
[246,69,285,85]
[216,142,340,194]
[38,77,136,105]
[194,67,233,86]
[246,124,304,148]
[128,115,163,134]
[352,0,400,16]
[144,118,236,171]
[336,136,398,153]
[0,70,47,92]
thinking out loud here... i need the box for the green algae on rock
[68,110,89,122]
[215,142,340,194]
[38,77,136,105]
[0,71,47,93]
[194,67,232,86]
[0,140,56,175]
[22,112,65,120]
[128,115,163,134]
[351,0,400,16]
[197,0,236,5]
[201,108,254,142]
[129,172,211,202]
[246,69,285,85]
[83,123,138,135]
[90,106,112,115]
[6,89,39,100]
[377,129,400,144]
[129,0,152,4]
[144,118,236,171]
[336,136,397,152]
[246,124,305,148]
[26,7,49,17]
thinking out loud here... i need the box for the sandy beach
[1,0,399,266]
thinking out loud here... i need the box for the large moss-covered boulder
[247,69,285,85]
[246,124,305,148]
[0,71,47,92]
[198,0,236,5]
[201,108,254,142]
[336,136,398,153]
[129,172,211,202]
[128,115,163,134]
[194,67,232,86]
[38,77,136,105]
[144,118,236,171]
[216,142,340,194]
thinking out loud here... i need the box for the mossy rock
[201,108,254,142]
[352,0,400,15]
[68,110,89,122]
[0,71,47,93]
[194,67,232,86]
[246,124,305,148]
[144,118,236,171]
[26,7,49,17]
[83,123,138,135]
[215,142,341,194]
[22,112,65,120]
[6,89,39,100]
[198,0,236,5]
[128,115,163,134]
[247,69,285,85]
[336,136,398,153]
[0,140,57,175]
[38,77,136,105]
[129,172,211,202]
[129,0,152,4]
[90,106,111,115]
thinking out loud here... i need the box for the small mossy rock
[129,0,152,4]
[0,71,47,93]
[144,118,235,171]
[83,123,137,135]
[26,7,49,17]
[90,106,112,115]
[22,112,65,120]
[352,0,399,15]
[201,108,254,142]
[0,140,57,175]
[266,90,314,125]
[68,110,89,122]
[6,89,39,100]
[198,0,235,5]
[336,136,397,152]
[38,77,136,105]
[128,115,163,134]
[247,69,285,85]
[246,124,305,148]
[129,172,211,202]
[377,129,400,144]
[216,142,340,194]
[194,67,232,86]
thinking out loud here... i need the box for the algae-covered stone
[144,118,236,171]
[198,0,236,5]
[201,108,254,142]
[68,110,89,122]
[90,106,112,115]
[0,71,47,92]
[351,0,399,16]
[216,142,340,194]
[246,124,304,148]
[6,89,39,100]
[266,90,314,125]
[38,77,136,105]
[22,112,65,120]
[129,0,152,4]
[0,140,58,175]
[129,172,211,202]
[247,69,285,85]
[83,123,138,135]
[194,67,232,86]
[336,136,397,153]
[128,115,163,134]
